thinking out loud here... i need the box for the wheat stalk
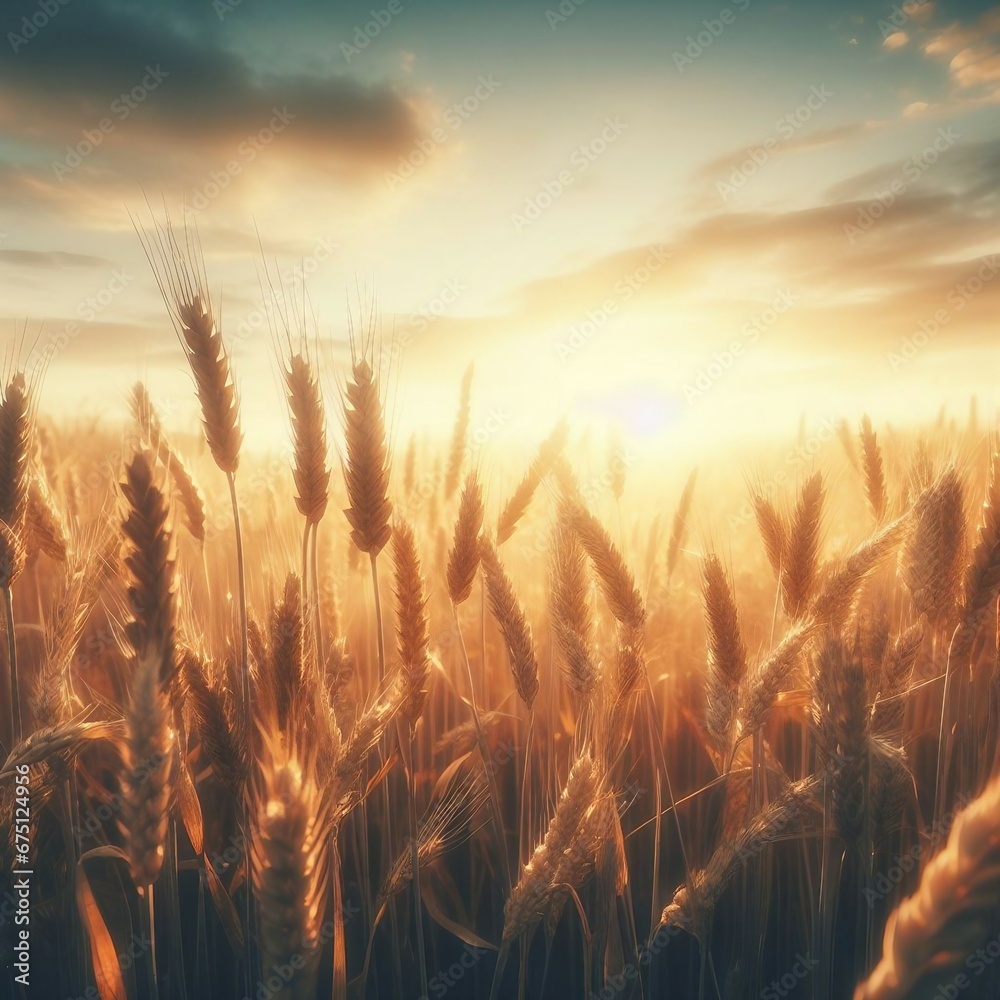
[130,383,206,543]
[855,772,1000,1000]
[872,624,924,737]
[251,736,330,1000]
[953,449,1000,658]
[0,373,32,741]
[666,468,698,582]
[811,513,910,630]
[702,554,747,750]
[341,356,392,558]
[661,774,821,942]
[25,471,68,561]
[444,363,474,499]
[860,415,888,524]
[550,513,598,700]
[812,633,870,849]
[904,469,966,626]
[392,518,431,730]
[503,753,607,941]
[496,420,568,544]
[564,495,645,631]
[269,572,304,733]
[781,472,825,618]
[481,537,539,711]
[118,450,178,890]
[447,470,484,605]
[752,490,787,582]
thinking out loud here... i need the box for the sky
[1,0,999,459]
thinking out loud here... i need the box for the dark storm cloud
[1,0,422,172]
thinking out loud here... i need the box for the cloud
[912,6,1000,99]
[883,31,910,50]
[0,250,112,269]
[0,0,427,209]
[949,44,1000,88]
[389,135,1000,378]
[698,122,883,179]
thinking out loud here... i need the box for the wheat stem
[225,470,253,984]
[141,884,160,1000]
[370,553,386,685]
[310,522,325,670]
[452,601,513,894]
[405,728,428,997]
[3,584,19,743]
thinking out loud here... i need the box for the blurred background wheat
[2,231,1000,1000]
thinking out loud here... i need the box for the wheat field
[1,230,999,1000]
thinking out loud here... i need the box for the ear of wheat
[496,420,568,544]
[118,450,178,889]
[702,553,747,750]
[872,624,924,737]
[121,648,175,889]
[0,373,32,589]
[666,467,698,581]
[661,774,821,942]
[480,536,539,711]
[131,383,206,543]
[860,415,888,524]
[31,531,113,728]
[138,225,243,475]
[503,753,607,941]
[752,490,787,582]
[444,363,474,499]
[811,513,910,630]
[120,451,178,703]
[904,469,966,626]
[737,618,819,750]
[25,471,68,562]
[781,472,825,618]
[855,773,1000,1000]
[182,648,246,789]
[812,632,870,849]
[270,572,304,733]
[564,495,645,631]
[837,418,860,472]
[379,765,488,904]
[447,470,484,605]
[251,736,331,1000]
[341,357,392,556]
[392,518,431,729]
[550,513,598,699]
[284,352,330,528]
[954,449,1000,657]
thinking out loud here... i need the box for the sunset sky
[2,0,1000,458]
